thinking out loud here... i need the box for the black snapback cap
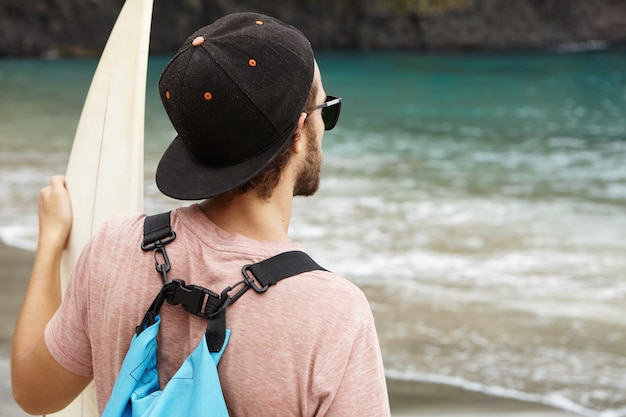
[156,12,315,200]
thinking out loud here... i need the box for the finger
[50,175,67,190]
[40,185,51,200]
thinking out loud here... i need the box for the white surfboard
[48,0,153,415]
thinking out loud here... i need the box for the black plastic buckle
[241,265,269,293]
[167,279,223,319]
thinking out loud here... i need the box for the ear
[292,112,308,154]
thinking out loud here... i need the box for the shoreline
[0,241,32,353]
[1,241,581,417]
[387,378,581,416]
[0,240,32,417]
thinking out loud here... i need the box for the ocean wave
[557,40,609,54]
[385,368,623,417]
[0,226,37,252]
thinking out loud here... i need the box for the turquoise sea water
[1,50,625,416]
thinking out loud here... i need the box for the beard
[293,128,322,197]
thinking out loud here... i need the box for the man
[12,12,390,416]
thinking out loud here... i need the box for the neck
[199,184,294,242]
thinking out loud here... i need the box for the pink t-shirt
[45,204,390,416]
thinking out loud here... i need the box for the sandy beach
[1,241,581,416]
[1,241,31,417]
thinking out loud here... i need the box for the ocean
[1,50,625,416]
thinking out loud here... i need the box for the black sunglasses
[312,96,342,131]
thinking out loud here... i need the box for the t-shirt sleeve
[44,238,95,378]
[312,316,391,416]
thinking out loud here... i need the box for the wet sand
[1,241,31,417]
[387,378,580,416]
[1,241,580,416]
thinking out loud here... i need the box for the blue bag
[101,315,231,417]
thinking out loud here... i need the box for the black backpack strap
[141,211,175,250]
[140,211,328,353]
[242,251,326,289]
[206,250,326,352]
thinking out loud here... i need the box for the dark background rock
[1,0,625,57]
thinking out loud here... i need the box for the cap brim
[156,127,294,200]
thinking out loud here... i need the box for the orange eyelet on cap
[203,92,213,101]
[248,59,257,67]
[165,91,171,99]
[255,20,263,25]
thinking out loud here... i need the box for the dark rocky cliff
[1,0,625,57]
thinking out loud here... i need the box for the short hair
[231,82,319,199]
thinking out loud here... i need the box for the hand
[38,175,72,253]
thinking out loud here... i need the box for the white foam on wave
[0,225,37,252]
[385,368,611,417]
[557,40,609,53]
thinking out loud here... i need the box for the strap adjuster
[241,265,269,293]
[141,231,176,251]
[141,211,176,251]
